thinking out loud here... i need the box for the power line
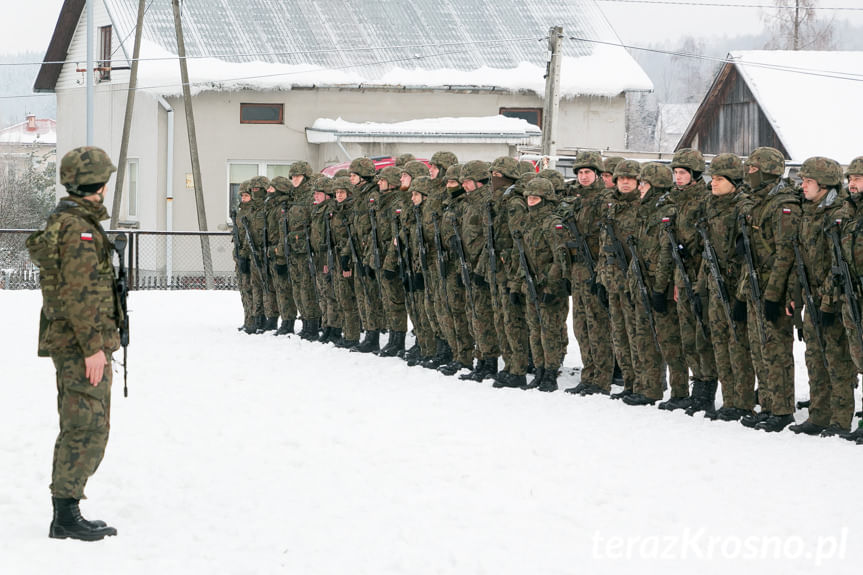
[596,0,863,10]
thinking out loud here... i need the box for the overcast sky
[2,0,862,56]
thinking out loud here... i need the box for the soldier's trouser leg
[525,294,546,369]
[655,303,688,398]
[504,291,530,376]
[447,272,474,364]
[262,269,278,319]
[354,273,370,330]
[363,273,386,331]
[495,290,513,370]
[570,287,590,377]
[51,354,111,499]
[425,273,443,339]
[842,301,863,373]
[290,257,320,320]
[677,289,718,382]
[708,298,755,410]
[607,288,637,391]
[468,283,499,359]
[381,272,407,332]
[411,290,435,356]
[631,296,666,400]
[273,268,297,321]
[540,296,569,370]
[249,268,265,318]
[238,271,254,327]
[337,274,361,341]
[316,273,339,328]
[747,304,794,416]
[803,311,855,429]
[574,281,614,391]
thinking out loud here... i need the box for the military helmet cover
[572,150,604,173]
[403,160,430,181]
[671,148,706,173]
[395,153,416,168]
[745,147,786,177]
[707,153,744,182]
[490,156,521,181]
[334,168,351,178]
[613,159,641,182]
[239,180,252,195]
[249,175,270,190]
[460,160,491,183]
[639,162,673,189]
[430,151,458,171]
[288,161,313,178]
[799,156,843,188]
[349,157,376,178]
[270,176,291,193]
[517,160,536,175]
[845,156,863,178]
[445,164,462,182]
[602,156,625,175]
[60,146,117,195]
[377,166,402,188]
[525,177,554,199]
[537,169,565,191]
[332,176,353,194]
[410,176,435,196]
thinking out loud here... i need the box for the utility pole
[111,0,147,228]
[541,26,562,171]
[172,0,214,289]
[793,0,801,50]
[86,0,94,144]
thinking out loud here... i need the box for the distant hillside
[0,52,56,128]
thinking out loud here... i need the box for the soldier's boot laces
[352,330,380,353]
[537,368,559,393]
[49,498,117,542]
[522,367,546,390]
[300,318,321,341]
[379,331,406,357]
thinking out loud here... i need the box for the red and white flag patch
[555,224,564,230]
[782,208,792,214]
[80,232,93,241]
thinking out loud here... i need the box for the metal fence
[0,229,237,290]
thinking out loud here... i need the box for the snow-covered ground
[1,290,861,575]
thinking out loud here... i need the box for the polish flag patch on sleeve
[555,224,564,230]
[80,232,93,241]
[782,208,792,214]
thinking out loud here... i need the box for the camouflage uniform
[790,157,856,433]
[246,177,278,331]
[696,154,756,420]
[736,147,800,431]
[836,156,863,375]
[233,183,255,331]
[310,178,340,339]
[26,146,121,541]
[330,177,363,346]
[267,176,298,334]
[402,177,437,360]
[518,178,571,392]
[283,163,321,336]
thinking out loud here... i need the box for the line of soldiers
[230,148,863,443]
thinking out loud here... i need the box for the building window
[240,103,284,124]
[499,107,542,128]
[227,161,294,220]
[99,25,112,81]
[126,159,138,218]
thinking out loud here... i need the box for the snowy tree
[762,0,835,50]
[0,159,55,268]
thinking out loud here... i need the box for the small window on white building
[126,159,138,218]
[99,26,112,81]
[226,162,296,222]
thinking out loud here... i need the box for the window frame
[499,107,542,129]
[99,25,112,81]
[126,158,139,219]
[240,103,285,125]
[225,161,296,223]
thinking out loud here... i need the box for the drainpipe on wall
[158,97,174,280]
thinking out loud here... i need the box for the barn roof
[36,0,652,98]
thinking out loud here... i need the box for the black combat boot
[522,367,546,390]
[460,357,497,381]
[537,367,559,392]
[49,498,117,542]
[379,331,406,357]
[658,396,691,412]
[579,384,610,396]
[438,359,471,376]
[623,392,658,406]
[275,318,295,335]
[335,335,359,349]
[685,379,717,416]
[352,330,380,353]
[248,314,265,334]
[741,411,771,428]
[756,413,795,433]
[789,419,826,436]
[326,328,342,345]
[317,326,332,343]
[493,371,526,388]
[612,361,624,386]
[610,387,633,400]
[300,318,320,341]
[257,316,277,333]
[838,422,863,441]
[242,320,256,334]
[403,342,420,363]
[564,381,591,395]
[422,339,451,369]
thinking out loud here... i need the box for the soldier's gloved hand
[383,269,397,281]
[732,298,748,322]
[275,263,288,277]
[365,265,376,279]
[597,284,609,309]
[510,291,523,305]
[239,257,251,275]
[651,291,667,314]
[511,229,523,240]
[471,272,488,287]
[340,255,351,271]
[413,273,425,291]
[541,290,557,304]
[763,299,781,323]
[735,235,746,256]
[821,311,836,327]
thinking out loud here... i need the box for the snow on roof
[730,50,863,163]
[102,0,651,98]
[307,115,542,144]
[0,118,57,145]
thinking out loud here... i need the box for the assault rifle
[261,210,271,287]
[431,212,453,318]
[393,210,415,317]
[695,218,738,343]
[368,206,386,303]
[738,214,768,347]
[304,224,320,309]
[113,233,130,398]
[414,206,433,311]
[230,209,242,263]
[485,202,498,309]
[603,219,629,276]
[324,213,337,301]
[791,235,829,371]
[341,214,372,303]
[626,235,662,354]
[450,215,478,322]
[827,221,863,353]
[514,232,544,336]
[564,214,596,287]
[664,218,710,341]
[241,215,271,293]
[278,216,293,286]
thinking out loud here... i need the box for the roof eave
[33,0,86,93]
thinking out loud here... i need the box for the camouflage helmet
[572,150,604,173]
[639,162,673,189]
[602,156,625,174]
[745,147,785,177]
[332,176,352,195]
[395,153,416,168]
[60,146,117,195]
[249,176,270,190]
[410,176,435,196]
[518,160,536,175]
[707,153,744,182]
[612,159,641,182]
[270,176,291,193]
[490,156,521,181]
[403,160,430,181]
[445,164,462,182]
[460,160,491,183]
[314,176,335,196]
[799,156,843,188]
[846,157,863,178]
[671,148,706,173]
[525,177,554,199]
[537,169,565,192]
[349,157,376,178]
[377,166,402,188]
[519,172,537,188]
[334,168,351,178]
[289,161,313,178]
[430,150,458,171]
[239,180,252,196]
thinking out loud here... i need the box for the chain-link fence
[0,229,237,290]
